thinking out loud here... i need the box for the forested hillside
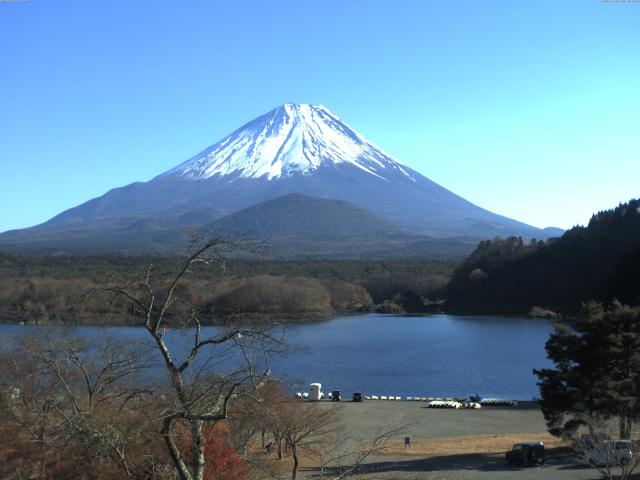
[0,254,454,324]
[446,199,640,313]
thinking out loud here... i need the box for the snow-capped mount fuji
[161,103,416,182]
[0,103,563,254]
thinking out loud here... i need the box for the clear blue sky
[1,0,638,232]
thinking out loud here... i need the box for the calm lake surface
[0,314,555,400]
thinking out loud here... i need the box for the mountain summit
[0,103,563,254]
[162,103,415,182]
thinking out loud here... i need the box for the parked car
[572,433,610,453]
[331,390,341,402]
[505,442,545,466]
[584,439,632,467]
[352,392,363,402]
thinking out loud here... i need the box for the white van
[584,440,632,467]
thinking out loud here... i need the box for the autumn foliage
[177,421,248,480]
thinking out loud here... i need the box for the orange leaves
[176,421,248,480]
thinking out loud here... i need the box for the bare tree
[573,432,640,480]
[311,423,407,480]
[282,402,342,480]
[0,331,154,480]
[93,237,287,480]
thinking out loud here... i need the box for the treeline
[446,198,640,314]
[0,255,455,324]
[0,254,455,284]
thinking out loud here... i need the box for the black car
[505,442,545,466]
[352,392,363,402]
[331,390,341,402]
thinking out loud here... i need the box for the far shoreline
[0,309,557,328]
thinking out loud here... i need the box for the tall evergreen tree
[535,301,640,439]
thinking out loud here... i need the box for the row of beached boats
[366,396,516,407]
[427,400,481,409]
[294,387,518,408]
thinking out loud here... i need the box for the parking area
[307,400,638,479]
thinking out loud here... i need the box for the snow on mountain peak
[162,103,416,181]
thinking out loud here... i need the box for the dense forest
[446,199,640,314]
[0,254,454,325]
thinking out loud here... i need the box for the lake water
[0,314,555,400]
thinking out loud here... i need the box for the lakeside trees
[536,301,640,439]
[0,332,159,479]
[447,199,640,313]
[0,254,452,325]
[535,301,640,478]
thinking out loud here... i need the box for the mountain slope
[0,194,479,259]
[0,103,561,253]
[209,193,403,240]
[202,193,479,259]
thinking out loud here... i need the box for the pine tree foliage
[535,301,640,439]
[447,198,640,312]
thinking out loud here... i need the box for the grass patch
[379,432,566,457]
